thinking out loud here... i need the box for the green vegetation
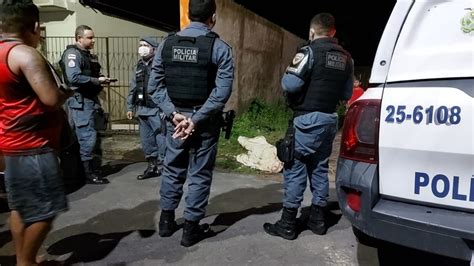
[215,99,347,173]
[216,99,292,173]
[336,102,347,129]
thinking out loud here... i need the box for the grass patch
[216,99,347,174]
[216,99,292,174]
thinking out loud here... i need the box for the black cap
[139,36,158,48]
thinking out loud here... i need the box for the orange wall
[178,0,305,112]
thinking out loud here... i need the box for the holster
[276,119,295,163]
[221,110,235,139]
[68,92,84,109]
[94,108,109,131]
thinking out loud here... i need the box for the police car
[336,0,473,263]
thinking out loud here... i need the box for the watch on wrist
[170,111,179,120]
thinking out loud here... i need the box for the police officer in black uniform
[264,13,353,240]
[126,37,165,180]
[60,25,111,185]
[148,0,234,247]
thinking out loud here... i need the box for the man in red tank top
[0,1,73,265]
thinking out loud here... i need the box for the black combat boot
[158,210,178,237]
[137,157,161,180]
[263,207,298,240]
[83,160,109,185]
[307,204,327,235]
[180,220,211,247]
[155,157,164,169]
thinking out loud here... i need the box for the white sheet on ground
[236,136,283,173]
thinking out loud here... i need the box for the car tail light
[340,99,381,163]
[346,189,362,212]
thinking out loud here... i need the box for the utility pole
[180,0,190,29]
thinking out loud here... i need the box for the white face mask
[138,46,151,57]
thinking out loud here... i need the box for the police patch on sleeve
[68,59,76,68]
[286,46,311,78]
[67,54,76,60]
[172,46,199,63]
[325,52,347,71]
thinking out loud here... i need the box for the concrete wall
[214,0,305,112]
[37,0,304,114]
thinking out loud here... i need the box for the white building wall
[39,11,77,37]
[36,0,166,38]
[33,0,167,121]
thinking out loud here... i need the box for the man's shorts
[4,152,68,224]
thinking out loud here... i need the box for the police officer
[60,25,111,185]
[126,37,165,180]
[148,0,234,247]
[264,13,353,240]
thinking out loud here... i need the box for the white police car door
[378,0,474,211]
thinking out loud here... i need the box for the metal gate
[43,36,163,127]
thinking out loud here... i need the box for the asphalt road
[0,162,469,265]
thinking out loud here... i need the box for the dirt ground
[101,130,342,183]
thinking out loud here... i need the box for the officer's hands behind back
[172,114,195,140]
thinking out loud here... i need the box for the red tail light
[346,189,362,212]
[340,99,381,163]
